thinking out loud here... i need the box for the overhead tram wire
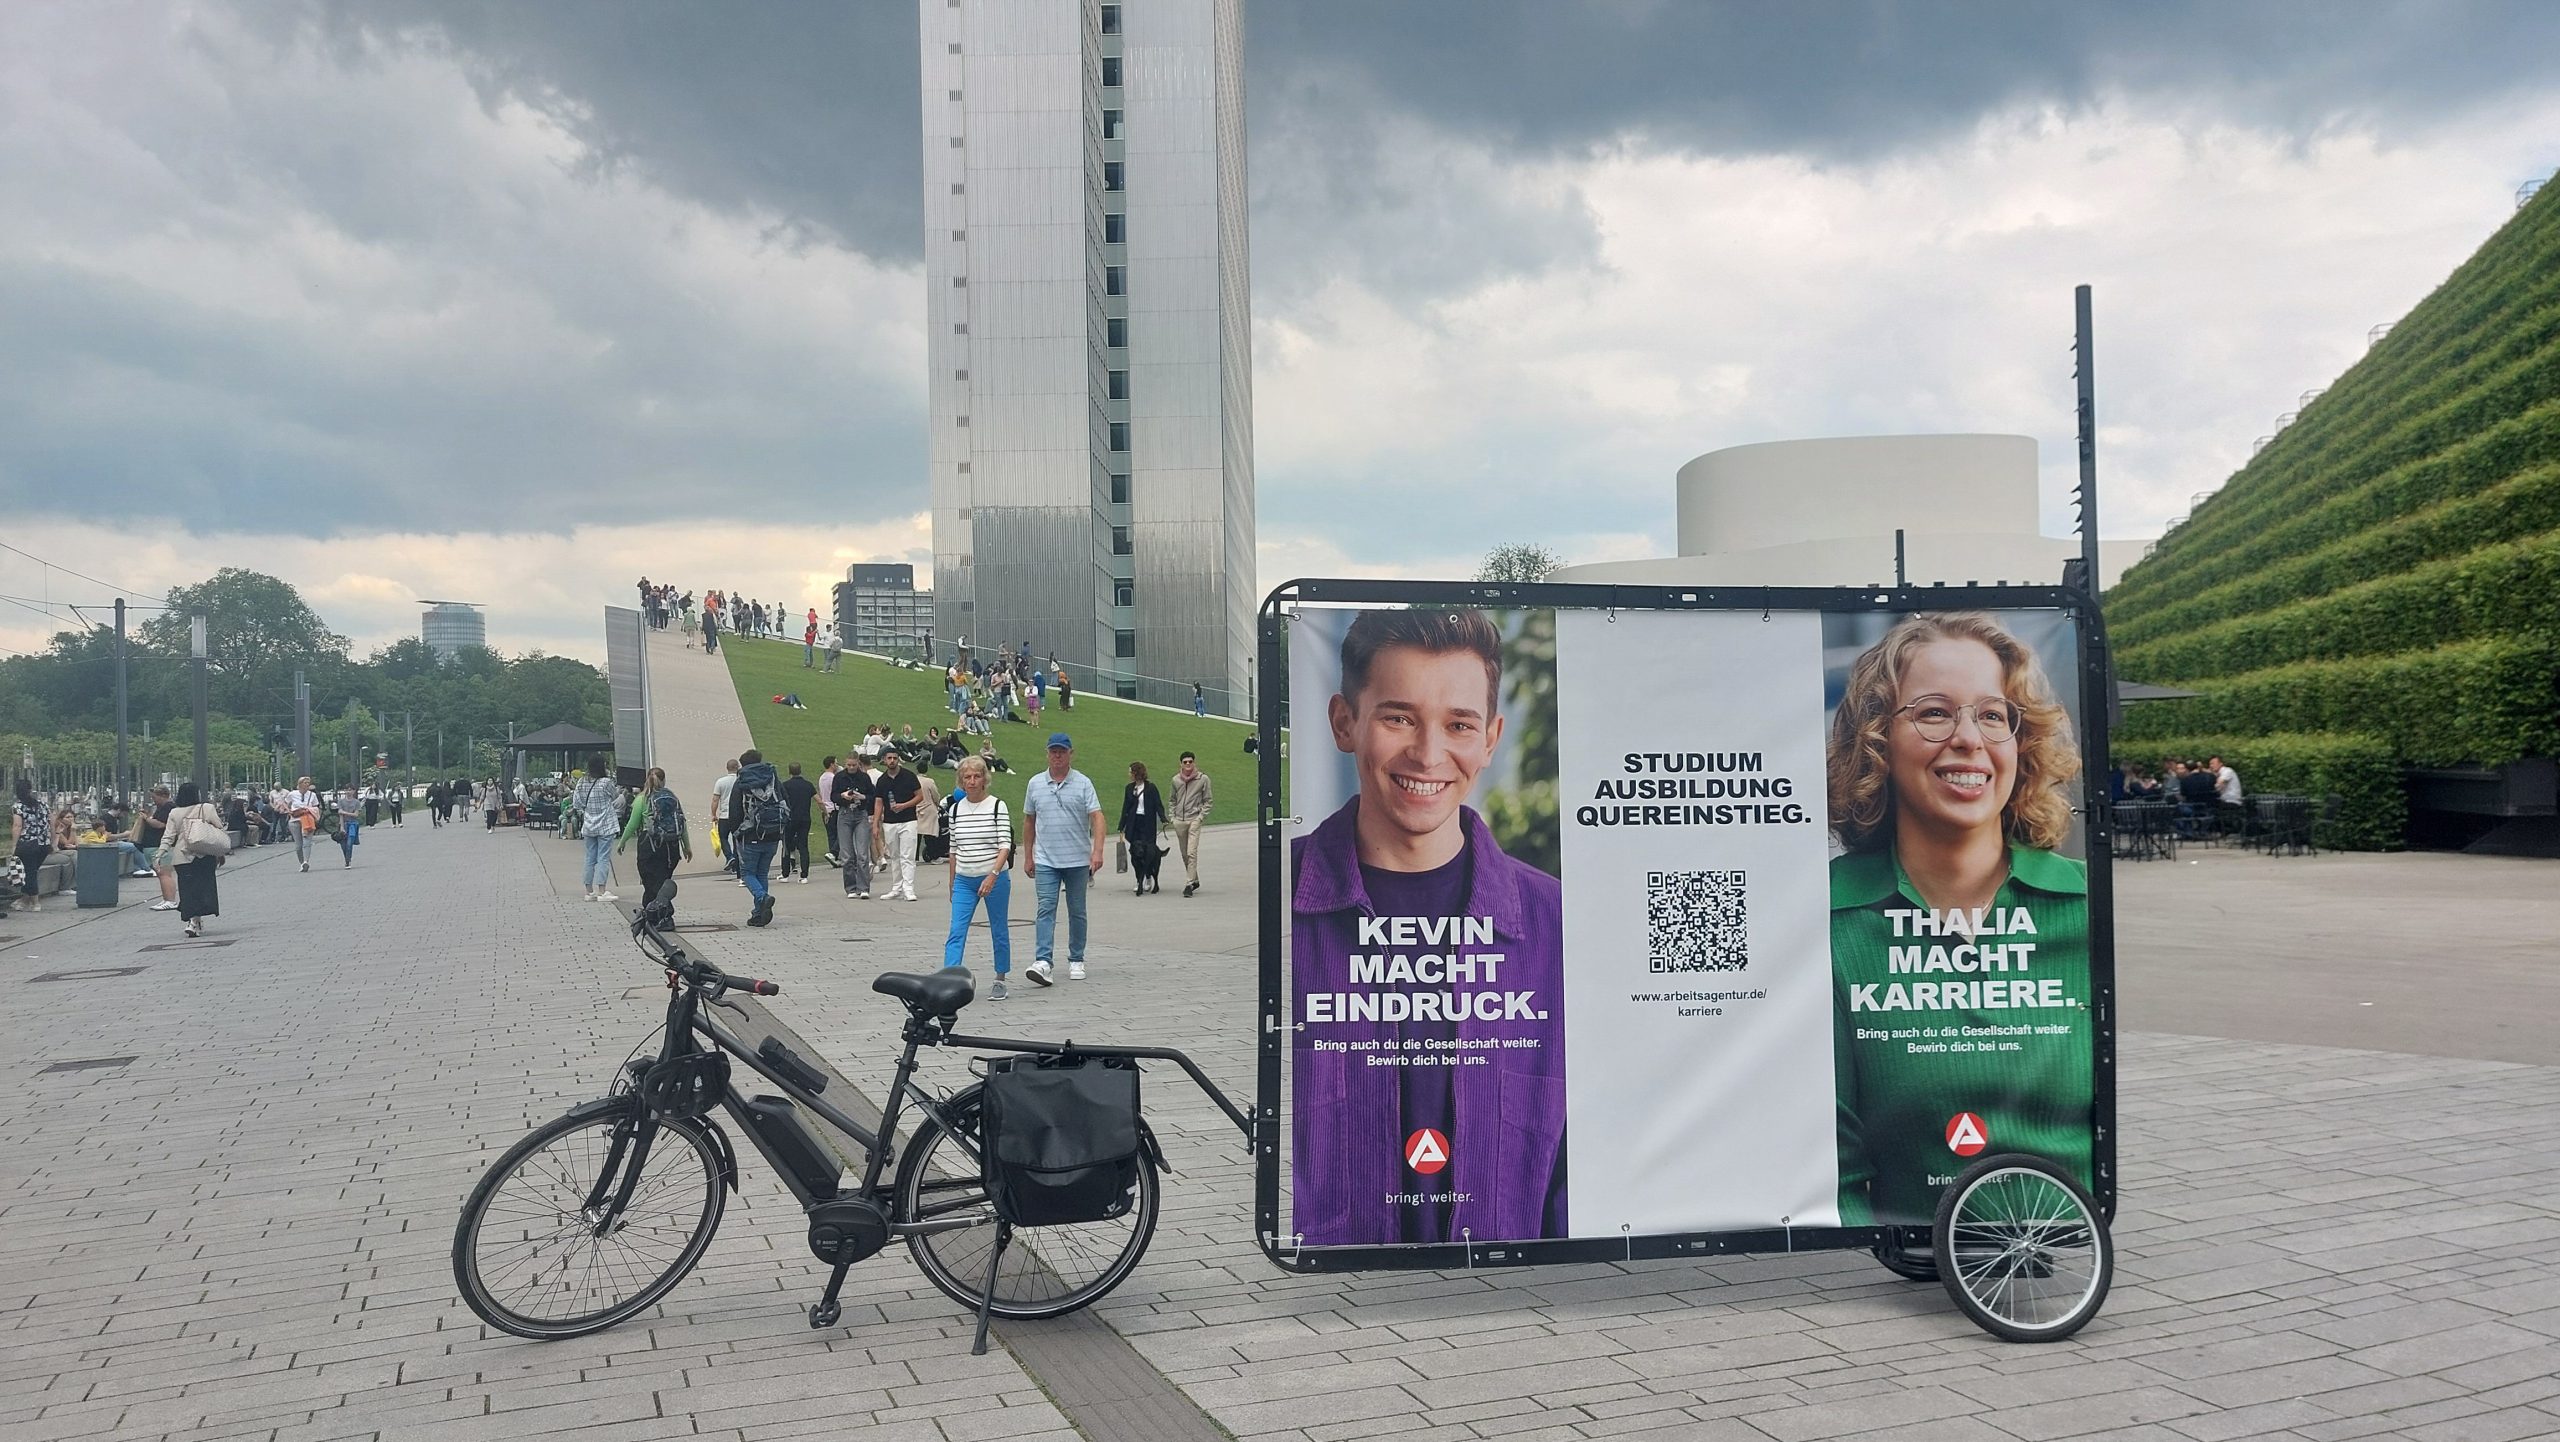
[0,538,173,605]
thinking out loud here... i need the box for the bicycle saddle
[873,969,974,1017]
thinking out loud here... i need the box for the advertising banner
[1273,591,2104,1258]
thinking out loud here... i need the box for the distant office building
[834,563,934,655]
[420,601,487,659]
[919,0,1254,713]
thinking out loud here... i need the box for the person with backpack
[941,756,1015,998]
[618,767,692,916]
[833,754,877,899]
[726,749,787,927]
[331,784,364,867]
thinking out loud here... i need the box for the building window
[951,228,965,241]
[956,461,971,473]
[950,183,966,195]
[1108,369,1128,400]
[1100,4,1120,34]
[1111,527,1132,555]
[1103,160,1123,191]
[948,89,963,100]
[1109,473,1129,502]
[1103,212,1124,243]
[952,275,968,288]
[1113,581,1134,607]
[1108,421,1130,451]
[1100,56,1121,87]
[956,507,972,519]
[954,368,969,380]
[1105,265,1126,297]
[1115,679,1136,699]
[1114,629,1136,658]
[956,415,970,427]
[953,323,968,334]
[1103,109,1121,140]
[949,136,965,148]
[1106,316,1127,348]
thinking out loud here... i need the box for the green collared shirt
[1831,844,2093,1226]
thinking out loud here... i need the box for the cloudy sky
[4,0,2557,662]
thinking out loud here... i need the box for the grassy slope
[718,634,1267,826]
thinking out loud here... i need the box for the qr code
[1647,870,1748,973]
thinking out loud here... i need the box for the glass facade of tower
[920,0,1253,713]
[420,603,486,660]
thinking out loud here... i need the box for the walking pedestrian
[130,785,179,911]
[941,756,1015,998]
[702,604,720,656]
[1193,681,1206,717]
[727,749,784,927]
[572,756,621,902]
[873,751,922,901]
[163,781,225,938]
[388,783,404,826]
[9,778,49,915]
[712,759,740,872]
[483,776,501,830]
[779,761,817,883]
[285,775,322,873]
[1120,761,1165,896]
[835,754,876,899]
[618,766,691,916]
[1169,751,1212,897]
[1020,733,1105,985]
[822,626,842,672]
[331,784,363,866]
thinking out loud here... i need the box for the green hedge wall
[2112,190,2560,605]
[2111,733,2405,851]
[2115,635,2560,768]
[2118,525,2560,682]
[2110,397,2560,623]
[2111,464,2560,653]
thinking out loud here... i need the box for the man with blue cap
[1019,732,1106,984]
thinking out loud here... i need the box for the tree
[140,569,349,718]
[370,637,445,681]
[1476,543,1561,584]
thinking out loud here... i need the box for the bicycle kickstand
[808,1259,853,1330]
[969,1222,1014,1356]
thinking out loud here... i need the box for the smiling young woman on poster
[1825,612,2092,1227]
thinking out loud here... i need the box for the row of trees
[0,569,610,791]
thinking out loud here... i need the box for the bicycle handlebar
[630,885,782,997]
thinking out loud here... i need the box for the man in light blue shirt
[1019,733,1106,985]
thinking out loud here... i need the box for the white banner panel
[1556,609,1840,1234]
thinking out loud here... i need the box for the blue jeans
[112,840,153,871]
[945,870,1011,974]
[1032,864,1088,965]
[737,838,777,907]
[583,831,615,888]
[338,819,360,862]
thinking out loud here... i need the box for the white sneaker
[1068,962,1086,981]
[597,891,618,902]
[798,876,809,885]
[1026,961,1053,987]
[149,899,178,911]
[584,892,596,901]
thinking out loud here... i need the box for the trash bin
[75,844,123,909]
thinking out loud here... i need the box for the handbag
[178,808,232,860]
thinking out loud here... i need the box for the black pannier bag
[979,1055,1142,1227]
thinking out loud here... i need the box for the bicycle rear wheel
[453,1107,725,1339]
[895,1084,1158,1319]
[1932,1153,2111,1342]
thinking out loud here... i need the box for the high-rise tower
[920,0,1253,713]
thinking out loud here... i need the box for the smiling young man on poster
[1291,608,1567,1247]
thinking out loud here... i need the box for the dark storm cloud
[249,0,926,261]
[1252,0,2560,161]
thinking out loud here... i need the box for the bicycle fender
[559,1095,739,1194]
[1139,1118,1175,1178]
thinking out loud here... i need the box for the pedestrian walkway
[3,809,2554,1441]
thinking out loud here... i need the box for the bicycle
[451,882,1251,1353]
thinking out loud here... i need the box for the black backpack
[979,1055,1142,1227]
[739,766,788,842]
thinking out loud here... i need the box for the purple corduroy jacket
[1290,799,1568,1247]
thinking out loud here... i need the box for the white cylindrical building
[1553,435,2076,588]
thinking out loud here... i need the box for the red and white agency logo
[1944,1112,1989,1157]
[1404,1128,1450,1175]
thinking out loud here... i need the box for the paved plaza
[2,640,2555,1442]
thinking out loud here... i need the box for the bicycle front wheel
[453,1107,726,1339]
[895,1084,1158,1319]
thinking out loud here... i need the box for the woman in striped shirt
[940,756,1016,1000]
